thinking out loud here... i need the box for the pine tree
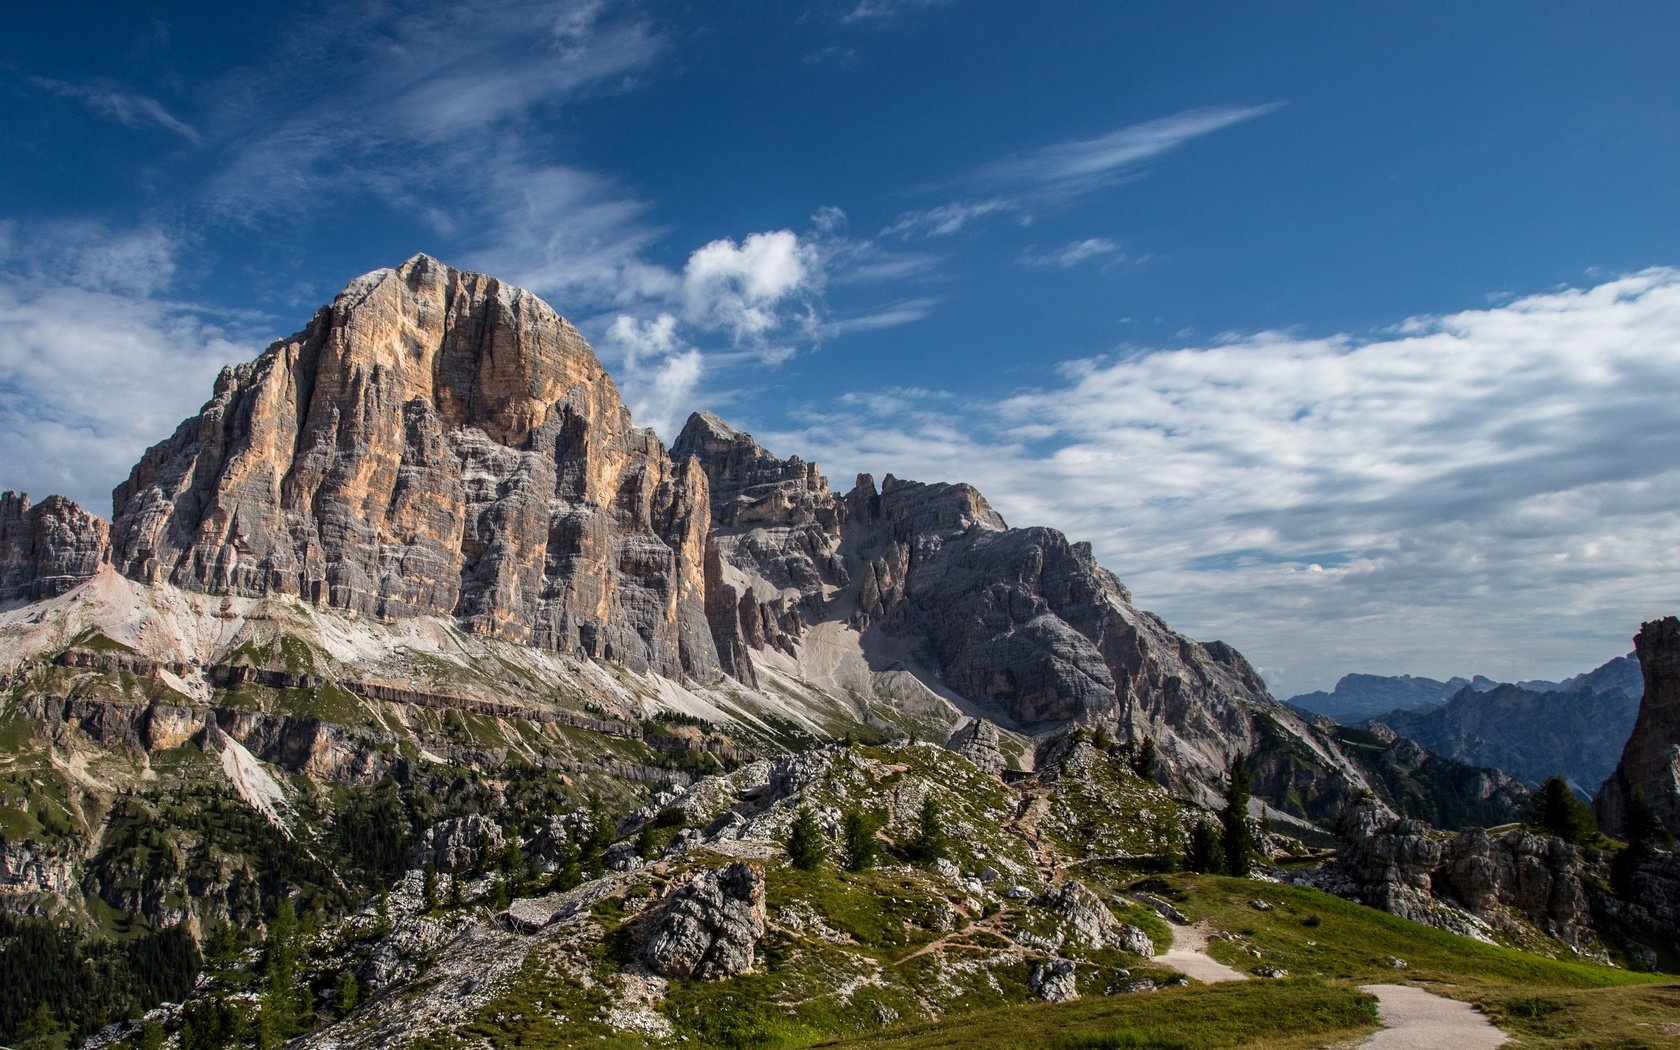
[1528,776,1598,845]
[842,808,879,872]
[786,806,827,871]
[421,860,440,912]
[909,795,948,864]
[374,889,391,936]
[1612,785,1668,899]
[334,970,361,1017]
[1221,752,1255,877]
[1092,724,1111,751]
[1184,820,1225,874]
[1132,736,1158,780]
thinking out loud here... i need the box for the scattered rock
[1005,885,1033,900]
[1247,898,1273,911]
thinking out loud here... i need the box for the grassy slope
[822,874,1671,1050]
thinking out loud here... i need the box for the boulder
[642,861,767,981]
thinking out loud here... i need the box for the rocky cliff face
[1595,616,1680,837]
[671,414,1369,804]
[1,255,1386,823]
[107,254,715,679]
[0,492,109,603]
[1313,799,1599,953]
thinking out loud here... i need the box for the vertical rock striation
[1595,616,1680,838]
[107,254,716,678]
[0,491,109,603]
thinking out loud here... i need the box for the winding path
[1358,984,1508,1048]
[1154,921,1248,984]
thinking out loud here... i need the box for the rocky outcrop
[108,255,715,679]
[1319,800,1597,950]
[672,412,845,685]
[1037,880,1153,956]
[412,815,507,875]
[1596,617,1680,838]
[1029,957,1078,1002]
[0,491,109,603]
[0,841,80,915]
[945,718,1006,776]
[641,861,766,980]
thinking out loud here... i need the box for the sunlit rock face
[4,253,1382,821]
[107,254,716,678]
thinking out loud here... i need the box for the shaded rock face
[108,255,715,679]
[0,492,109,603]
[1596,617,1680,838]
[946,718,1006,776]
[671,412,844,684]
[642,861,766,980]
[1327,800,1596,949]
[673,418,1371,812]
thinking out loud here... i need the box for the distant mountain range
[1290,656,1643,795]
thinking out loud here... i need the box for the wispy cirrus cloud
[29,76,200,143]
[1020,237,1122,268]
[886,104,1282,238]
[841,0,953,24]
[206,0,665,220]
[763,269,1680,693]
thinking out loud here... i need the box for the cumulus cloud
[681,230,820,342]
[602,312,703,438]
[762,269,1680,693]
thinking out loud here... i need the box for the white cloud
[206,0,663,219]
[888,105,1281,238]
[602,312,704,439]
[1020,237,1122,268]
[978,104,1282,193]
[883,199,1012,238]
[762,269,1680,694]
[681,230,821,342]
[0,226,254,514]
[842,0,952,23]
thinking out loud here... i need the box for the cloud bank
[765,269,1680,692]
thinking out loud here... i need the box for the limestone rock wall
[107,255,716,679]
[0,491,109,602]
[1595,616,1680,837]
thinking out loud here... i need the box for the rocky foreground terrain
[0,256,1674,1047]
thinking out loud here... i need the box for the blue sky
[3,1,1678,693]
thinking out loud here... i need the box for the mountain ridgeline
[0,255,1674,1048]
[0,253,1397,819]
[1291,656,1643,796]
